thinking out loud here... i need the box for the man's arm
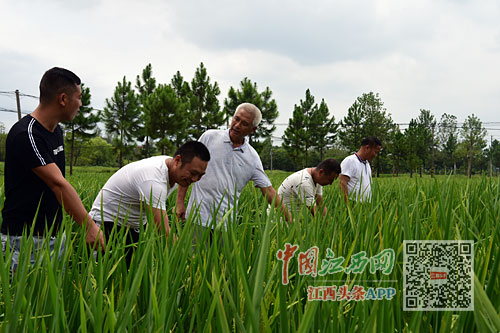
[312,194,327,216]
[176,185,188,220]
[32,163,105,250]
[259,186,292,223]
[339,175,350,203]
[148,205,174,239]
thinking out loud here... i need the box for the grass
[0,168,499,331]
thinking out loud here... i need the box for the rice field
[0,167,499,332]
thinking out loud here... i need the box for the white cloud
[0,0,499,139]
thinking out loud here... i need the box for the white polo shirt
[90,156,177,229]
[186,129,272,228]
[278,168,323,214]
[340,153,372,202]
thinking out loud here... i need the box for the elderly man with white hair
[176,103,290,237]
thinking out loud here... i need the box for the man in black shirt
[1,67,105,270]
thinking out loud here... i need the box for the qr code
[403,240,474,311]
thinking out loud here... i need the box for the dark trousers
[103,222,140,267]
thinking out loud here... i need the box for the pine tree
[189,63,224,139]
[438,113,458,174]
[340,100,365,152]
[461,114,487,178]
[223,78,278,148]
[282,89,317,168]
[135,64,157,157]
[103,76,140,167]
[63,83,100,175]
[143,84,188,154]
[309,98,337,161]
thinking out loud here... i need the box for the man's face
[62,84,82,121]
[366,145,381,161]
[317,171,339,186]
[177,156,208,187]
[229,108,257,143]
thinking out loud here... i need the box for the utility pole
[15,89,22,120]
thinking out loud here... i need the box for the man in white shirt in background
[176,103,291,240]
[339,137,382,203]
[278,159,341,217]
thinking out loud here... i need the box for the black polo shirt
[1,115,65,236]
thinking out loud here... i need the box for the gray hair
[234,103,262,127]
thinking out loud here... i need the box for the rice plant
[0,168,499,331]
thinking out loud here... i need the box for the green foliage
[103,76,141,168]
[340,92,393,150]
[340,92,394,176]
[283,89,335,169]
[143,84,188,155]
[76,137,115,167]
[438,113,459,173]
[461,114,487,178]
[135,64,157,158]
[223,78,279,148]
[0,132,7,161]
[310,99,338,161]
[1,171,500,331]
[404,119,422,177]
[62,83,101,175]
[189,62,224,140]
[489,139,500,170]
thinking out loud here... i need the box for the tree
[77,137,115,166]
[63,83,100,175]
[309,99,337,161]
[388,126,406,176]
[438,113,459,174]
[103,76,141,168]
[404,119,422,178]
[488,139,500,175]
[135,64,157,157]
[416,109,436,177]
[339,100,365,152]
[461,114,487,178]
[282,89,317,169]
[143,84,188,154]
[340,92,394,176]
[223,78,279,149]
[171,71,191,101]
[189,63,224,139]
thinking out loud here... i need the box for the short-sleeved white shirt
[186,129,272,228]
[90,156,177,229]
[340,154,372,202]
[278,168,323,214]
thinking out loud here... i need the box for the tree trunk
[70,124,75,176]
[145,136,149,157]
[467,143,472,178]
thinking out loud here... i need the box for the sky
[1,0,499,141]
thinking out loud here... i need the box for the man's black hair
[39,67,81,104]
[361,136,382,148]
[316,158,341,175]
[175,141,210,166]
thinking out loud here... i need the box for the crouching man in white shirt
[89,141,209,265]
[278,159,341,217]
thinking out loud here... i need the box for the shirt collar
[224,129,247,152]
[354,153,367,164]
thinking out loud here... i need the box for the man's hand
[176,185,188,221]
[85,220,106,251]
[176,203,186,221]
[339,175,350,203]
